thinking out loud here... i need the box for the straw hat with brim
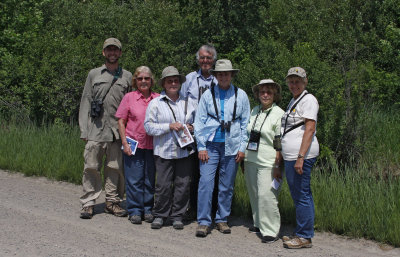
[158,66,186,87]
[286,67,306,78]
[103,38,122,50]
[210,59,239,75]
[252,79,281,96]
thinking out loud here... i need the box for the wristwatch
[298,154,304,159]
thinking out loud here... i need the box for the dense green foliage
[1,0,400,166]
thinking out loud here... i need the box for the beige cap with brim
[286,67,306,78]
[103,38,122,50]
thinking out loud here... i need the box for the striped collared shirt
[144,91,195,159]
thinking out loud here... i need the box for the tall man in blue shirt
[181,44,217,220]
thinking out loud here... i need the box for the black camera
[90,99,103,118]
[273,135,282,151]
[221,121,231,132]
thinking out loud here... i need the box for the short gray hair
[196,44,217,63]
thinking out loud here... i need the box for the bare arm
[294,119,316,174]
[118,118,132,155]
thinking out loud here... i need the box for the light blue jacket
[194,84,250,156]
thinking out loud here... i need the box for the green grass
[1,106,400,246]
[0,121,83,184]
[232,107,400,246]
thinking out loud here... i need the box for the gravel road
[0,170,398,257]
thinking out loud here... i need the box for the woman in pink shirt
[116,66,159,225]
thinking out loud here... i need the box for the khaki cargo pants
[80,140,125,207]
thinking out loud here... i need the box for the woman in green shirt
[243,79,284,243]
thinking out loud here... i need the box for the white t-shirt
[281,90,319,161]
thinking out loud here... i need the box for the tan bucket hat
[158,66,186,86]
[210,59,239,75]
[252,79,281,96]
[286,67,307,78]
[103,38,122,50]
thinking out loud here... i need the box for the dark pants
[153,155,193,222]
[123,148,155,217]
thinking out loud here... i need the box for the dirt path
[0,170,398,257]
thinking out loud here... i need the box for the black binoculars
[273,135,282,151]
[90,99,103,118]
[220,121,231,132]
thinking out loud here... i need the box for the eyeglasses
[136,77,151,81]
[199,56,213,60]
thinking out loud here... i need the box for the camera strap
[95,67,122,102]
[163,97,178,122]
[208,84,238,123]
[197,77,214,103]
[282,92,308,138]
[250,106,272,132]
[247,107,272,151]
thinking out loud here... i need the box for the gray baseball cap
[103,38,122,50]
[286,67,307,78]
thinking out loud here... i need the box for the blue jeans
[123,148,155,217]
[284,157,317,238]
[197,142,238,226]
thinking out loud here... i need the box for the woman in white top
[280,67,319,249]
[144,66,195,230]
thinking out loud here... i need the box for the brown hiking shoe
[282,235,294,242]
[216,222,231,234]
[195,225,210,237]
[80,206,94,219]
[104,201,128,217]
[283,237,312,249]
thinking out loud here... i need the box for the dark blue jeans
[123,148,155,217]
[284,157,317,238]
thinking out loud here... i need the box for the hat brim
[103,43,121,50]
[158,74,186,87]
[252,82,281,96]
[285,73,306,79]
[210,69,239,75]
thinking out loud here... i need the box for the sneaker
[195,225,210,237]
[283,237,312,249]
[144,213,154,223]
[151,217,164,229]
[248,226,261,233]
[216,222,231,234]
[262,236,279,243]
[80,206,94,219]
[129,215,142,224]
[104,201,128,217]
[172,220,184,230]
[282,235,294,242]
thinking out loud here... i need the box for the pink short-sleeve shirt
[115,90,159,149]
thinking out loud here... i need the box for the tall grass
[0,120,83,184]
[233,107,400,246]
[1,107,399,246]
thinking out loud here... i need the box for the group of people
[78,38,319,249]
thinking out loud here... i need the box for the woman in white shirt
[144,66,195,230]
[280,67,319,249]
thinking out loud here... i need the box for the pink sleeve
[115,94,130,119]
